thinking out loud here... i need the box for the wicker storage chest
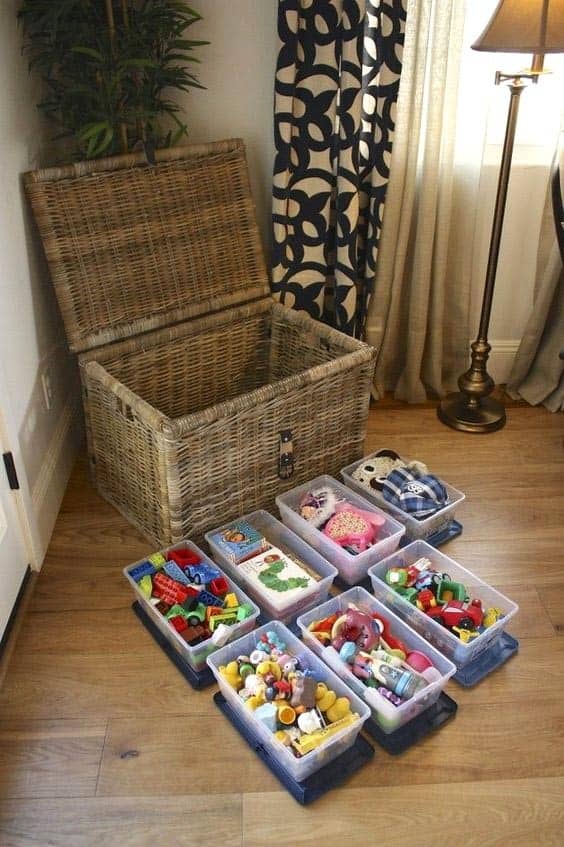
[25,139,376,545]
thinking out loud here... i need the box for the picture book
[238,546,315,609]
[208,519,268,564]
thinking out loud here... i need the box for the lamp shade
[472,0,564,53]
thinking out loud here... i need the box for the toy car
[184,563,221,585]
[183,601,208,627]
[426,598,483,630]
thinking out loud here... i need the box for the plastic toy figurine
[483,607,504,628]
[452,626,480,644]
[331,608,380,653]
[298,486,338,527]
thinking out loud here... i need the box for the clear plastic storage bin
[205,511,338,624]
[341,451,465,540]
[276,475,405,585]
[206,621,370,782]
[123,540,260,671]
[296,587,456,734]
[368,540,518,667]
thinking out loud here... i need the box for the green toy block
[236,603,254,622]
[148,552,166,568]
[437,578,467,603]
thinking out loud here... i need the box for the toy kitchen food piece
[218,629,361,758]
[298,485,386,555]
[128,546,255,647]
[307,603,440,708]
[385,556,505,642]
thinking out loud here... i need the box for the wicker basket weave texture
[25,139,376,545]
[81,299,374,544]
[24,139,268,353]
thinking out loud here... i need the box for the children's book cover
[239,546,314,608]
[209,520,268,563]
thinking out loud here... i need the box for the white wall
[0,1,81,567]
[177,0,278,253]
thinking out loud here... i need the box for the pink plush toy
[322,504,385,552]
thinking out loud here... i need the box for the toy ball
[405,651,433,673]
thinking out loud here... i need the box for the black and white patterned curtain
[271,0,407,337]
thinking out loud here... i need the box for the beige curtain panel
[365,0,471,402]
[507,136,564,412]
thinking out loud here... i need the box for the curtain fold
[365,0,471,401]
[271,0,407,337]
[507,136,564,412]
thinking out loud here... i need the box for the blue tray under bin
[213,691,375,804]
[334,520,463,592]
[453,631,519,686]
[400,519,463,549]
[362,691,458,755]
[131,601,215,690]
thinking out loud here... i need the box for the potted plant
[18,0,207,160]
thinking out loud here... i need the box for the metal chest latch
[278,429,294,479]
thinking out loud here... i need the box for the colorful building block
[167,548,202,568]
[148,552,167,568]
[163,561,192,586]
[209,576,229,597]
[224,592,238,608]
[129,561,156,582]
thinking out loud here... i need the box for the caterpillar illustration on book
[258,552,310,593]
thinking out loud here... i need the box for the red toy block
[209,576,229,597]
[179,624,206,644]
[169,615,188,633]
[167,548,202,568]
[153,572,189,605]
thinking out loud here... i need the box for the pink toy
[405,651,434,673]
[322,504,385,552]
[331,609,380,652]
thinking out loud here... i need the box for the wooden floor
[0,402,563,846]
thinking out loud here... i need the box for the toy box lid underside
[25,138,270,354]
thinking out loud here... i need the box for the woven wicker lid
[25,138,269,353]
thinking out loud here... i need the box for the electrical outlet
[41,369,54,411]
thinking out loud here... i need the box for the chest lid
[25,138,270,353]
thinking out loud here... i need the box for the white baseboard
[30,397,81,567]
[488,340,520,385]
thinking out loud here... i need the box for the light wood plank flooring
[0,402,563,847]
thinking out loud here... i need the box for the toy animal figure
[331,608,380,652]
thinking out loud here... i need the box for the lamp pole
[438,70,538,433]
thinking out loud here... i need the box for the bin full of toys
[369,540,519,669]
[297,587,455,735]
[205,511,338,623]
[207,621,370,782]
[341,449,465,541]
[276,475,405,585]
[124,541,260,671]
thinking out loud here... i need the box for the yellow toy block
[224,592,238,608]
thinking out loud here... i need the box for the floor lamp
[438,0,564,433]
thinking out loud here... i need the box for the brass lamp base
[437,394,506,433]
